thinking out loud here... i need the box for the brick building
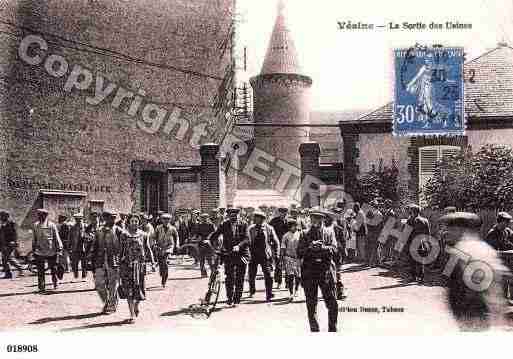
[0,0,234,244]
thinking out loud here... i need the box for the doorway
[141,171,166,217]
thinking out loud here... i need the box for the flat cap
[309,207,326,218]
[0,209,9,216]
[36,209,49,214]
[332,208,344,214]
[192,209,200,215]
[439,212,482,229]
[287,218,297,225]
[127,213,140,221]
[290,209,299,215]
[497,212,513,222]
[73,212,84,218]
[278,207,288,213]
[253,210,266,218]
[161,213,172,220]
[102,210,117,217]
[335,201,346,209]
[227,208,240,215]
[200,213,210,218]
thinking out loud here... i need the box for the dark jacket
[485,225,513,251]
[269,216,288,241]
[406,215,431,251]
[247,223,279,259]
[89,225,123,269]
[0,220,17,251]
[209,220,250,262]
[297,226,338,279]
[69,222,88,254]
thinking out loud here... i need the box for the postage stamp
[393,46,465,136]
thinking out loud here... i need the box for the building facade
[0,0,234,244]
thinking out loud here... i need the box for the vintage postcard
[0,0,513,357]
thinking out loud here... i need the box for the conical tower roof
[260,0,303,75]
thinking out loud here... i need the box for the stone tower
[248,0,312,194]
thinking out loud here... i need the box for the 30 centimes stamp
[393,46,465,136]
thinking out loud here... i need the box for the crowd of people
[1,200,513,331]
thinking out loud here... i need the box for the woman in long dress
[281,219,302,302]
[119,214,147,323]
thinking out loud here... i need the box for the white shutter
[418,145,461,203]
[419,148,438,193]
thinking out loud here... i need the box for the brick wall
[299,142,320,208]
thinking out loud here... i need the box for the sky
[237,0,513,112]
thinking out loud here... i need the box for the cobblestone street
[0,258,472,334]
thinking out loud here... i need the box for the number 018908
[6,345,39,353]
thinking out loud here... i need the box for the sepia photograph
[1,0,513,356]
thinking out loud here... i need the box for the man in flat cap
[297,208,339,332]
[188,210,201,265]
[288,208,306,231]
[57,214,71,273]
[209,208,250,307]
[269,207,289,289]
[330,208,348,299]
[85,211,100,256]
[89,211,123,313]
[247,210,280,302]
[140,213,156,272]
[485,212,513,252]
[32,209,63,292]
[69,212,89,281]
[404,204,430,283]
[152,213,179,287]
[440,212,510,331]
[0,210,24,279]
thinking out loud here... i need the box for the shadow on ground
[30,312,104,325]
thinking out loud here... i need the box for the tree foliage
[354,158,401,206]
[423,144,513,211]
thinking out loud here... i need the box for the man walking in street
[247,210,279,302]
[69,212,88,281]
[196,213,216,277]
[32,209,63,292]
[405,204,431,284]
[141,213,156,272]
[331,208,348,300]
[57,214,71,273]
[209,208,250,307]
[153,213,178,287]
[269,207,289,289]
[89,211,122,314]
[297,208,339,332]
[0,210,24,279]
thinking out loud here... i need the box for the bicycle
[188,248,230,318]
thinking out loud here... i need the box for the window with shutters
[418,145,461,202]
